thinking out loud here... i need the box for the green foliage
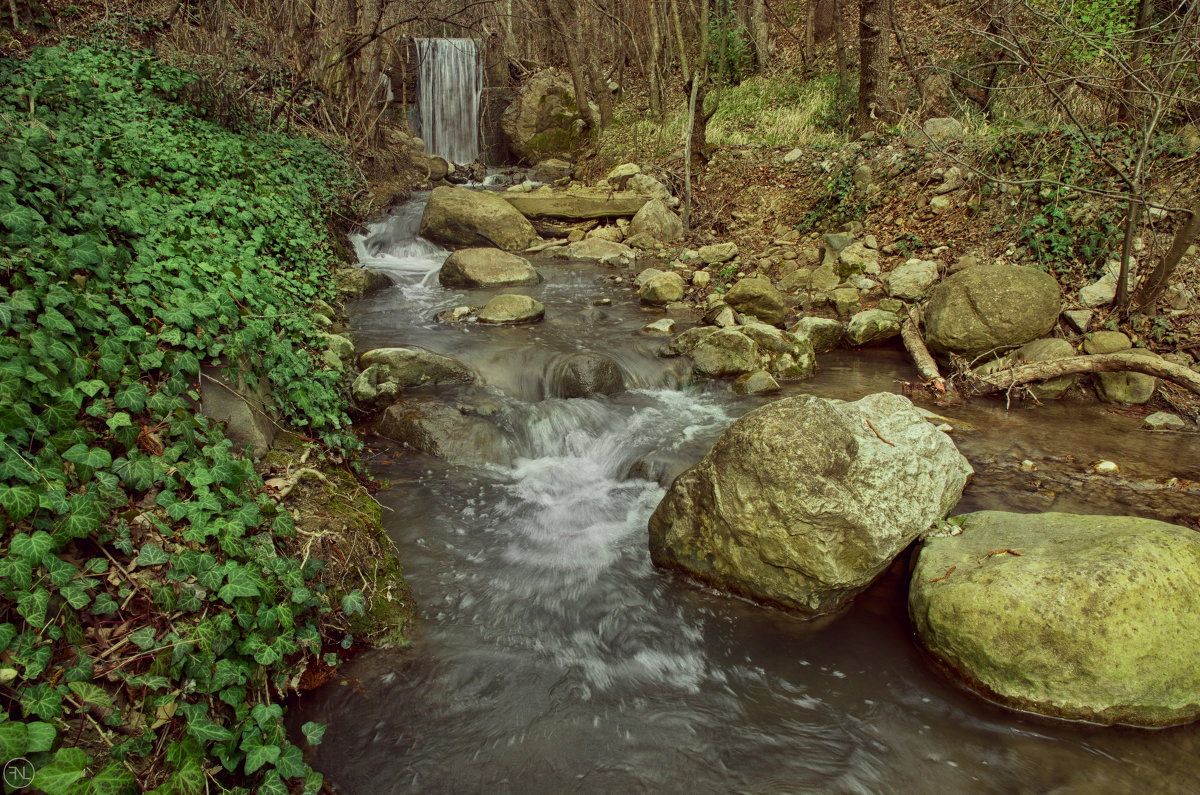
[796,159,875,233]
[1034,0,1140,62]
[708,0,754,85]
[0,44,357,792]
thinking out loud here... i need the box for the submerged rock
[477,294,545,324]
[910,511,1200,727]
[555,238,636,266]
[439,248,542,288]
[648,393,973,613]
[557,353,624,398]
[376,397,508,467]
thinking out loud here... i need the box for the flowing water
[292,194,1200,794]
[416,39,483,166]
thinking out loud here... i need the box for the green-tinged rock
[640,271,686,304]
[666,326,719,356]
[419,186,538,251]
[925,265,1062,357]
[690,327,761,377]
[477,294,546,324]
[1014,337,1077,399]
[335,267,394,300]
[724,277,787,326]
[376,397,510,467]
[845,309,901,346]
[557,353,624,398]
[629,198,683,242]
[910,511,1200,727]
[699,242,739,264]
[733,370,780,394]
[789,317,844,351]
[439,248,542,288]
[649,393,973,613]
[831,287,861,317]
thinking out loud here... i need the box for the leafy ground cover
[0,44,378,793]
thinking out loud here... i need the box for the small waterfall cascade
[415,38,483,165]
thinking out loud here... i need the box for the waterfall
[416,38,483,165]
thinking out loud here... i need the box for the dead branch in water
[901,307,954,396]
[961,352,1200,397]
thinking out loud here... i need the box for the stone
[320,333,355,365]
[634,267,663,287]
[501,71,588,162]
[1145,412,1186,430]
[783,148,803,164]
[477,294,545,324]
[924,117,964,140]
[667,326,718,356]
[698,242,739,264]
[334,268,394,300]
[606,162,641,186]
[924,265,1062,357]
[640,271,686,305]
[1082,331,1132,355]
[628,199,684,242]
[557,238,636,266]
[1079,274,1118,307]
[732,370,780,395]
[558,353,624,398]
[200,367,276,458]
[502,190,648,219]
[586,225,624,243]
[789,317,844,351]
[689,328,761,377]
[1011,337,1077,399]
[624,232,665,251]
[642,318,677,335]
[853,164,872,192]
[887,259,939,299]
[1063,309,1093,333]
[910,511,1200,727]
[532,158,573,183]
[649,393,973,614]
[1082,334,1159,404]
[929,195,953,215]
[831,287,861,317]
[376,397,508,467]
[352,347,475,408]
[439,248,542,288]
[627,173,672,203]
[809,263,841,292]
[710,305,737,327]
[836,242,880,277]
[845,309,902,346]
[420,186,538,251]
[777,268,812,292]
[737,322,816,379]
[724,277,787,326]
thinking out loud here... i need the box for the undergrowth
[0,44,370,793]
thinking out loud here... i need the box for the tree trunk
[543,0,597,133]
[580,3,613,128]
[804,0,816,66]
[1118,0,1156,123]
[967,353,1200,397]
[670,0,691,83]
[857,0,890,134]
[648,0,665,119]
[1134,197,1200,308]
[833,0,849,101]
[751,0,769,68]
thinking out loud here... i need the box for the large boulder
[500,70,587,163]
[649,393,973,613]
[910,511,1200,727]
[352,347,475,409]
[790,317,844,351]
[924,265,1062,357]
[477,294,545,324]
[420,187,538,251]
[845,309,901,346]
[376,397,508,467]
[736,321,816,380]
[439,248,542,288]
[628,199,683,242]
[689,327,762,377]
[724,277,787,327]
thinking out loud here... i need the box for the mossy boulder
[419,186,538,251]
[500,71,586,163]
[911,511,1200,726]
[439,248,542,288]
[924,265,1061,357]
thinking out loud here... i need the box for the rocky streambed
[292,190,1200,793]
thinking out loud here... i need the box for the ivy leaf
[241,732,281,775]
[68,681,114,709]
[135,542,169,567]
[17,587,50,627]
[0,484,38,521]
[128,626,158,650]
[217,564,262,602]
[107,412,134,432]
[0,721,27,760]
[63,443,113,471]
[9,530,54,561]
[0,202,41,235]
[114,382,148,413]
[340,590,365,617]
[26,721,57,753]
[186,717,232,744]
[32,746,88,793]
[20,682,64,720]
[57,493,104,539]
[274,743,307,779]
[88,761,137,795]
[300,721,325,747]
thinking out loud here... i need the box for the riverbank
[0,44,410,792]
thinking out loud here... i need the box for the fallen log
[966,352,1200,397]
[901,307,953,395]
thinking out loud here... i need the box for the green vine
[0,44,366,793]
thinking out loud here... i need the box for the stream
[292,192,1200,794]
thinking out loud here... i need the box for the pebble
[1093,460,1120,473]
[593,298,611,306]
[1144,412,1185,431]
[1019,459,1037,472]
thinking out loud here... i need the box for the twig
[864,418,894,446]
[928,565,956,583]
